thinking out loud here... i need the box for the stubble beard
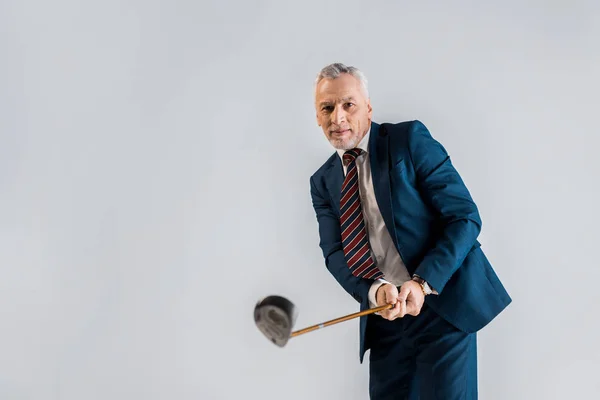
[328,132,361,150]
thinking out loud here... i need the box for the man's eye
[346,103,355,108]
[322,106,333,112]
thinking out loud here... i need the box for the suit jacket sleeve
[310,175,373,309]
[408,120,482,293]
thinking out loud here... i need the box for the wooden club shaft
[290,303,393,338]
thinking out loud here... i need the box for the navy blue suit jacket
[309,120,512,363]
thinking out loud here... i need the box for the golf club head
[254,295,298,347]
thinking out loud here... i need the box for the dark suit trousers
[366,303,477,400]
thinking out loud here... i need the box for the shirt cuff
[368,278,391,309]
[427,281,439,295]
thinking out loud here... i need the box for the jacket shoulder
[379,120,436,154]
[310,152,337,181]
[379,119,427,136]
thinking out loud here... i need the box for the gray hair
[314,62,369,98]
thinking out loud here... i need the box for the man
[309,63,512,399]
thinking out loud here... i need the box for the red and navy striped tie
[340,148,384,280]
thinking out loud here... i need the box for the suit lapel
[369,122,400,249]
[325,155,344,215]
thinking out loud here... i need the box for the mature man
[309,63,511,399]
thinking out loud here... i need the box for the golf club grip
[290,303,394,338]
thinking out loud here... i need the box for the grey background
[1,0,599,399]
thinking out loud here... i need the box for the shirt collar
[336,127,371,162]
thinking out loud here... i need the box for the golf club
[254,295,393,347]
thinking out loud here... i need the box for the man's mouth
[332,129,351,136]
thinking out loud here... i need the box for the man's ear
[367,98,373,119]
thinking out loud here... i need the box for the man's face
[315,73,372,150]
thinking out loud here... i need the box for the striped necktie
[339,148,384,280]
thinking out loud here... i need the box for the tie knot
[343,148,363,165]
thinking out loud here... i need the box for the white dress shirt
[336,129,412,308]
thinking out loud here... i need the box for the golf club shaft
[290,303,394,338]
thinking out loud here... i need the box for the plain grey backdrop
[1,0,599,399]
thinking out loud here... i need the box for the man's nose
[332,107,346,125]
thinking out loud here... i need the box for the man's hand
[398,280,426,317]
[375,283,404,320]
